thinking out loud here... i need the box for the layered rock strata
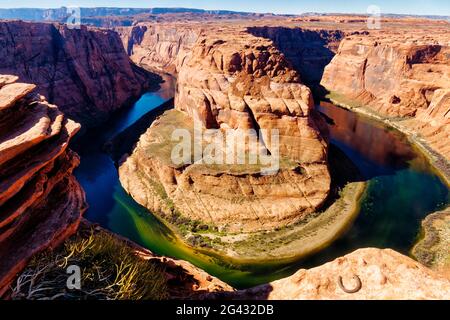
[175,29,329,164]
[120,26,331,234]
[117,24,201,74]
[0,75,86,295]
[321,32,450,161]
[0,20,159,127]
[247,26,345,84]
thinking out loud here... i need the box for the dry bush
[11,230,168,300]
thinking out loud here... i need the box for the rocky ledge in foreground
[14,230,450,300]
[211,248,450,300]
[10,221,233,300]
[11,219,450,300]
[0,75,86,296]
[119,26,332,255]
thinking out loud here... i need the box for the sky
[0,0,449,16]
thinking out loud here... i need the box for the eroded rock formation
[175,28,329,163]
[247,26,345,84]
[0,20,159,127]
[117,24,200,74]
[321,31,450,160]
[0,75,86,295]
[120,25,331,234]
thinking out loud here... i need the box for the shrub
[11,230,168,300]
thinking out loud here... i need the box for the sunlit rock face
[321,32,450,160]
[214,248,450,300]
[175,27,329,163]
[0,75,86,295]
[247,26,345,85]
[0,21,159,127]
[119,23,331,233]
[117,24,200,74]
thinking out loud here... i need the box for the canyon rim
[0,2,449,304]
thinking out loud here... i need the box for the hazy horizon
[0,1,449,16]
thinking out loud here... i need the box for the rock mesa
[120,25,331,234]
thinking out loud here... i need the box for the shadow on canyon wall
[317,101,417,180]
[0,20,162,129]
[105,98,175,165]
[247,26,345,86]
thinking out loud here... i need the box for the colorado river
[71,81,449,289]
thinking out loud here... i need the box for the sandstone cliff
[247,26,345,84]
[0,20,160,127]
[119,25,331,236]
[216,248,450,300]
[175,28,329,164]
[117,23,201,74]
[321,31,450,161]
[0,75,86,295]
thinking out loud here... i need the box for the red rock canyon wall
[0,21,160,127]
[0,75,86,295]
[321,32,450,160]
